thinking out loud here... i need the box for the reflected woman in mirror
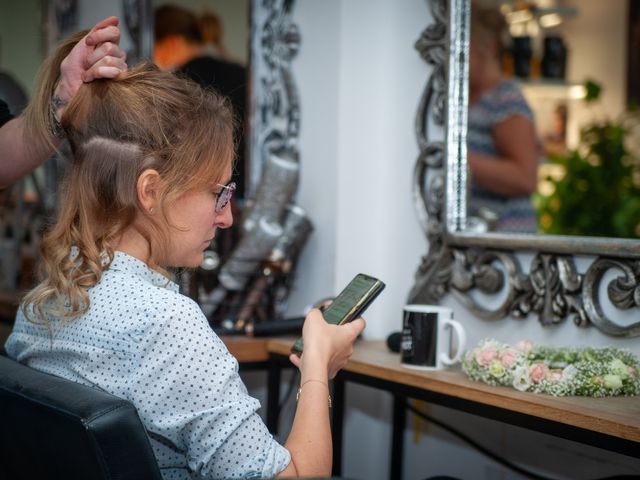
[468,3,540,233]
[5,30,363,480]
[154,4,247,202]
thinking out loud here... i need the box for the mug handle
[439,319,467,366]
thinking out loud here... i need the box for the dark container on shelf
[542,36,567,79]
[511,36,532,78]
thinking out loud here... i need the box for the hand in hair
[0,16,128,188]
[54,16,128,112]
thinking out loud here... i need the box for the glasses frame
[214,181,236,213]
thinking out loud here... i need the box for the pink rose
[500,349,518,369]
[529,363,548,383]
[629,367,637,378]
[516,339,533,353]
[475,346,497,367]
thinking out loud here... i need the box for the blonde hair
[23,43,236,323]
[471,3,507,54]
[23,30,88,155]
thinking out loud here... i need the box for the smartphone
[291,273,385,356]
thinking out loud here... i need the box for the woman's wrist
[299,351,329,383]
[296,379,332,408]
[49,82,71,139]
[49,95,67,139]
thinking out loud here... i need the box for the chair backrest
[0,355,162,480]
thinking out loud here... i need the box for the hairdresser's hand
[289,309,365,379]
[55,16,127,109]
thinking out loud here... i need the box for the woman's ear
[137,169,161,215]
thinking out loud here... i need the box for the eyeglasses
[214,181,236,212]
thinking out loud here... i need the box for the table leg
[332,373,345,475]
[266,359,282,434]
[390,394,406,480]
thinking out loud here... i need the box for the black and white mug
[400,304,467,370]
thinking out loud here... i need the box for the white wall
[288,0,426,341]
[290,3,429,478]
[291,1,640,479]
[562,0,627,148]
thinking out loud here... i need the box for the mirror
[409,0,640,337]
[465,0,640,239]
[151,0,249,200]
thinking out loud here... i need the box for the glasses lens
[216,182,236,212]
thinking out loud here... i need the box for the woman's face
[469,40,492,89]
[469,43,482,88]
[163,165,234,268]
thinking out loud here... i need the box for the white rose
[512,365,531,392]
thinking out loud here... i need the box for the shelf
[518,79,586,100]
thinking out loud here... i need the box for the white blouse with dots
[5,251,291,479]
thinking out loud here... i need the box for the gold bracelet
[296,379,332,408]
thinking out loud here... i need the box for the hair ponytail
[23,30,89,156]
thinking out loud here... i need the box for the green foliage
[583,78,602,103]
[535,83,640,238]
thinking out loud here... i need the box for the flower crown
[462,339,640,397]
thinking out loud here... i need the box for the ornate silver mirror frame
[409,0,640,337]
[247,0,300,197]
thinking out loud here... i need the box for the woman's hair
[155,4,203,44]
[471,3,508,54]
[23,38,236,323]
[23,30,88,155]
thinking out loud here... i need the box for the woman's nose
[215,204,234,229]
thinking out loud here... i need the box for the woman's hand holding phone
[288,309,365,380]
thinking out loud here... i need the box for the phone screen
[291,273,385,355]
[323,274,384,325]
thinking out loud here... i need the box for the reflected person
[154,5,247,201]
[468,4,540,233]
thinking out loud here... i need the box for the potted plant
[535,81,640,238]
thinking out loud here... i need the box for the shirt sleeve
[0,99,13,127]
[128,293,291,479]
[488,82,534,126]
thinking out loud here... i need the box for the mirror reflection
[468,0,640,239]
[153,0,249,201]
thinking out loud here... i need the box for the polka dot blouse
[5,251,291,479]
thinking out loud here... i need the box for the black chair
[0,354,162,479]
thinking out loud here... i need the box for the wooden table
[222,336,270,363]
[266,338,640,479]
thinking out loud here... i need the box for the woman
[468,4,540,233]
[5,34,363,479]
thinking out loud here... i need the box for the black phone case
[291,274,385,355]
